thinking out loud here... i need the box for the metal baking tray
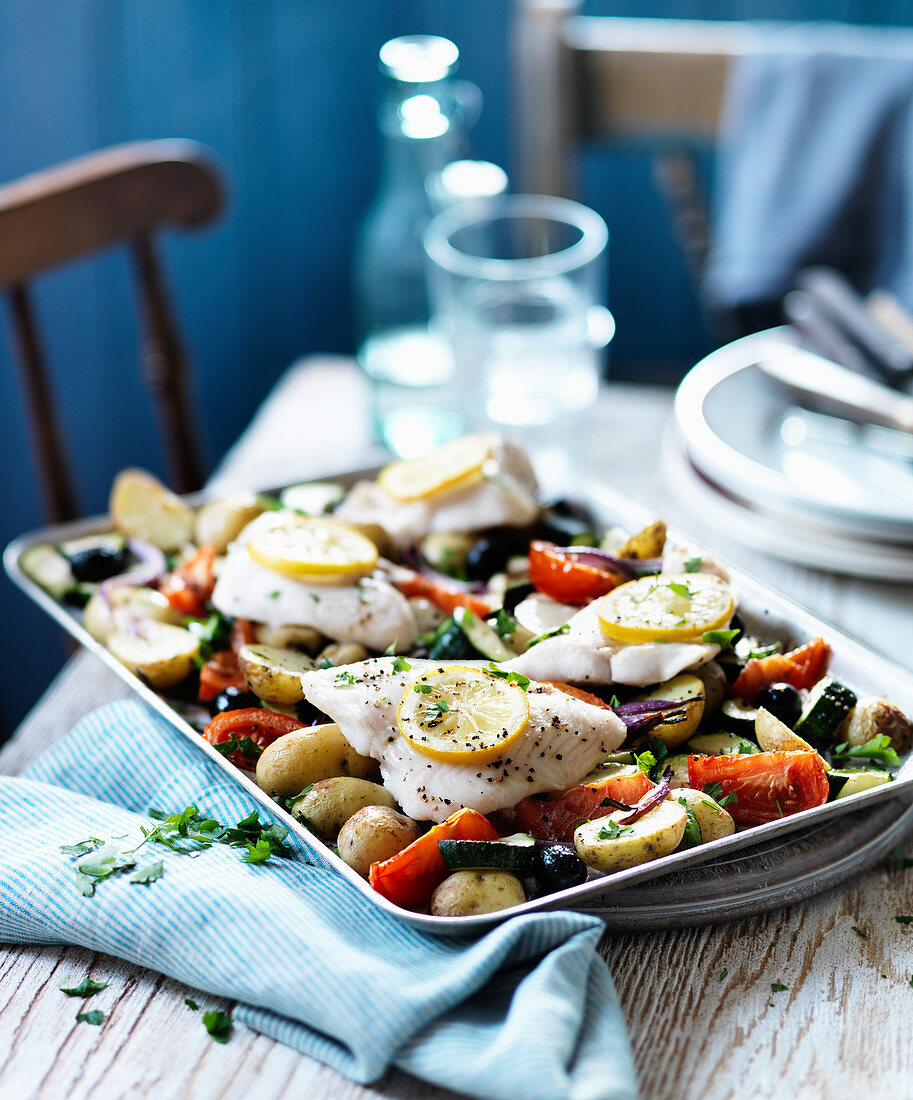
[6,466,913,935]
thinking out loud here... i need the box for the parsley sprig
[597,821,634,840]
[700,781,738,809]
[486,663,530,690]
[832,735,901,769]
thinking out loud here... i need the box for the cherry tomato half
[515,771,653,841]
[731,637,830,703]
[528,541,622,605]
[203,707,304,770]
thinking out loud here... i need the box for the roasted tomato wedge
[203,708,304,770]
[688,750,829,826]
[394,569,491,619]
[368,808,498,911]
[731,637,830,703]
[198,619,256,703]
[159,544,218,617]
[528,541,623,605]
[515,771,653,841]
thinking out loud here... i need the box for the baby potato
[337,806,420,877]
[631,673,705,749]
[106,620,200,688]
[238,644,316,705]
[83,585,183,643]
[318,642,369,666]
[616,519,667,560]
[194,491,264,552]
[255,723,376,797]
[109,468,194,551]
[256,623,324,654]
[291,777,396,838]
[673,787,736,844]
[574,798,687,873]
[430,871,526,917]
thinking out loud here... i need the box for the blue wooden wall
[0,0,909,734]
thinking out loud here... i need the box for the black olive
[68,544,130,583]
[464,534,513,581]
[756,682,803,727]
[210,685,259,715]
[534,845,588,892]
[503,582,535,615]
[728,613,745,644]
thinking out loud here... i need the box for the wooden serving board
[577,795,913,930]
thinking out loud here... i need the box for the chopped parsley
[59,977,107,998]
[129,860,164,885]
[665,582,693,600]
[678,798,702,848]
[185,998,199,1011]
[597,821,634,841]
[490,608,519,642]
[310,593,320,604]
[414,683,433,694]
[212,734,263,762]
[527,622,571,647]
[268,590,280,599]
[634,750,657,778]
[609,695,620,710]
[203,1009,233,1043]
[334,671,361,686]
[486,663,530,690]
[718,968,728,981]
[392,655,412,673]
[684,557,702,573]
[422,699,449,724]
[76,1010,105,1025]
[852,925,868,939]
[770,982,788,993]
[183,611,232,660]
[832,735,901,768]
[701,781,738,809]
[701,629,740,650]
[318,658,333,669]
[897,915,913,925]
[791,930,800,943]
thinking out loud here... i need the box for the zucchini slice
[438,837,536,873]
[19,544,76,600]
[720,698,761,736]
[827,769,893,800]
[794,677,857,746]
[452,606,516,662]
[687,731,760,756]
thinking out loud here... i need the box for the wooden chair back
[512,2,751,198]
[0,139,224,522]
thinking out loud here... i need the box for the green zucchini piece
[720,698,761,736]
[827,769,893,800]
[58,532,126,559]
[438,838,536,873]
[687,731,760,756]
[666,753,691,787]
[426,617,480,661]
[794,677,857,745]
[19,544,76,600]
[452,606,515,662]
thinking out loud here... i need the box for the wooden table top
[3,356,913,1100]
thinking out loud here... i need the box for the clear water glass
[424,195,613,428]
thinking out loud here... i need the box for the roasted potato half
[337,807,420,877]
[430,871,526,916]
[194,491,264,552]
[255,723,376,797]
[631,673,705,749]
[291,777,396,838]
[106,620,200,688]
[574,799,687,873]
[238,644,317,705]
[109,469,194,551]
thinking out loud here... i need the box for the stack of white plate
[666,327,913,580]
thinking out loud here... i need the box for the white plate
[675,329,913,543]
[662,426,913,581]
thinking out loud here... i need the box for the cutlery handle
[758,348,913,435]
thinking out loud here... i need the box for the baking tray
[6,465,913,935]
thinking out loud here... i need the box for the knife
[756,347,913,435]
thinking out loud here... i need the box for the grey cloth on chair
[703,23,913,320]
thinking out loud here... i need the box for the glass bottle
[352,36,479,453]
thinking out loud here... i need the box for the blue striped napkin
[0,700,637,1100]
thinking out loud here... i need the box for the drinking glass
[424,195,613,427]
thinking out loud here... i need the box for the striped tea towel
[0,700,637,1100]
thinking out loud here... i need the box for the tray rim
[6,463,913,936]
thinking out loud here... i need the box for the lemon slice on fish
[597,572,733,644]
[397,665,530,763]
[377,435,492,502]
[248,517,378,581]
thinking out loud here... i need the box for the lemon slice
[597,572,733,644]
[248,517,378,581]
[397,665,530,763]
[377,434,492,503]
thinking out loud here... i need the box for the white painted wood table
[3,357,913,1100]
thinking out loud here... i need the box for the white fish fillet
[502,600,718,687]
[211,553,417,652]
[334,435,539,546]
[299,657,626,821]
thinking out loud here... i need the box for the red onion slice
[549,546,665,579]
[99,538,168,607]
[615,767,673,826]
